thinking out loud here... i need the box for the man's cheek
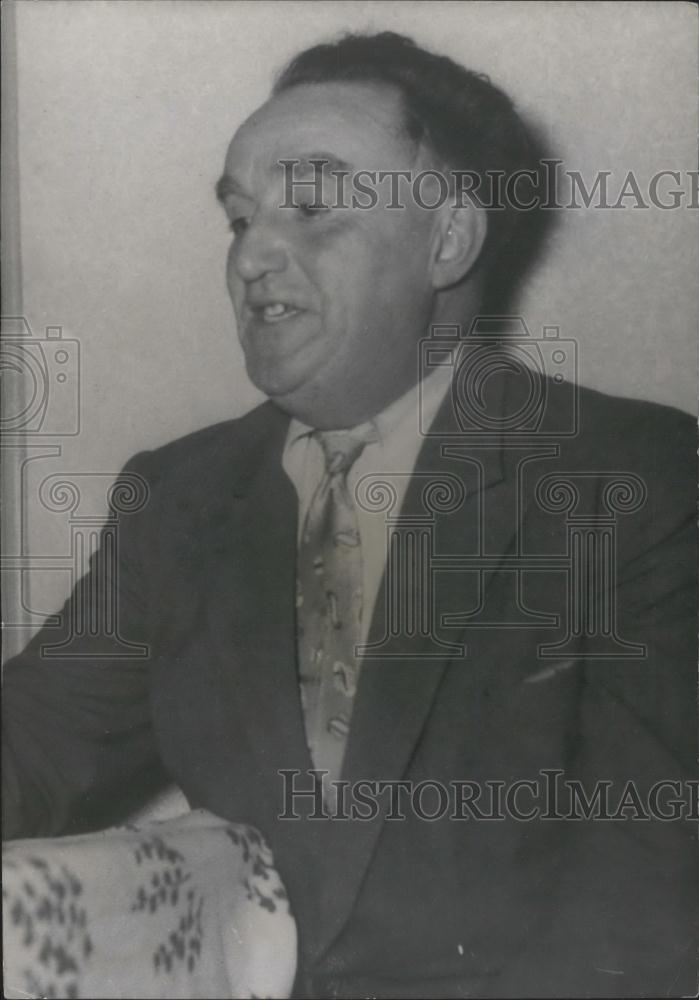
[294,230,371,294]
[294,215,363,253]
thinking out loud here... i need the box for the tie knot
[315,429,373,476]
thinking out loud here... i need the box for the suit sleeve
[2,451,167,839]
[540,406,698,997]
[583,405,696,775]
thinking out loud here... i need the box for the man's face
[219,81,439,428]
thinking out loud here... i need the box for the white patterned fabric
[2,809,297,999]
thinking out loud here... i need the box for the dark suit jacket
[3,371,696,997]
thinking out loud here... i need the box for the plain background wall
[6,0,698,634]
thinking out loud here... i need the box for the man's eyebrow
[215,174,247,204]
[283,153,352,174]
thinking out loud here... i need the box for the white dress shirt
[282,366,453,643]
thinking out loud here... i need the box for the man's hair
[274,31,538,269]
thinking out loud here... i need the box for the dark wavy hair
[274,31,540,273]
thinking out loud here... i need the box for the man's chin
[254,375,339,428]
[245,359,353,427]
[246,364,312,414]
[263,383,375,431]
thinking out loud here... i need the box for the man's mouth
[248,302,303,324]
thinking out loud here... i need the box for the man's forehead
[223,81,415,177]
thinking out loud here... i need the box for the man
[3,32,696,998]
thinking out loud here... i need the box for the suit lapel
[196,404,312,791]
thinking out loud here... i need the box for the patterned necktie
[296,429,372,802]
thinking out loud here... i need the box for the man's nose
[231,215,288,282]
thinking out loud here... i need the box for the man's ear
[430,202,488,290]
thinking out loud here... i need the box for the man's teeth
[262,303,293,321]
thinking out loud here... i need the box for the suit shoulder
[545,380,695,543]
[119,401,287,488]
[575,380,693,435]
[552,378,695,467]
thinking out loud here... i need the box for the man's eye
[229,217,250,236]
[298,202,330,219]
